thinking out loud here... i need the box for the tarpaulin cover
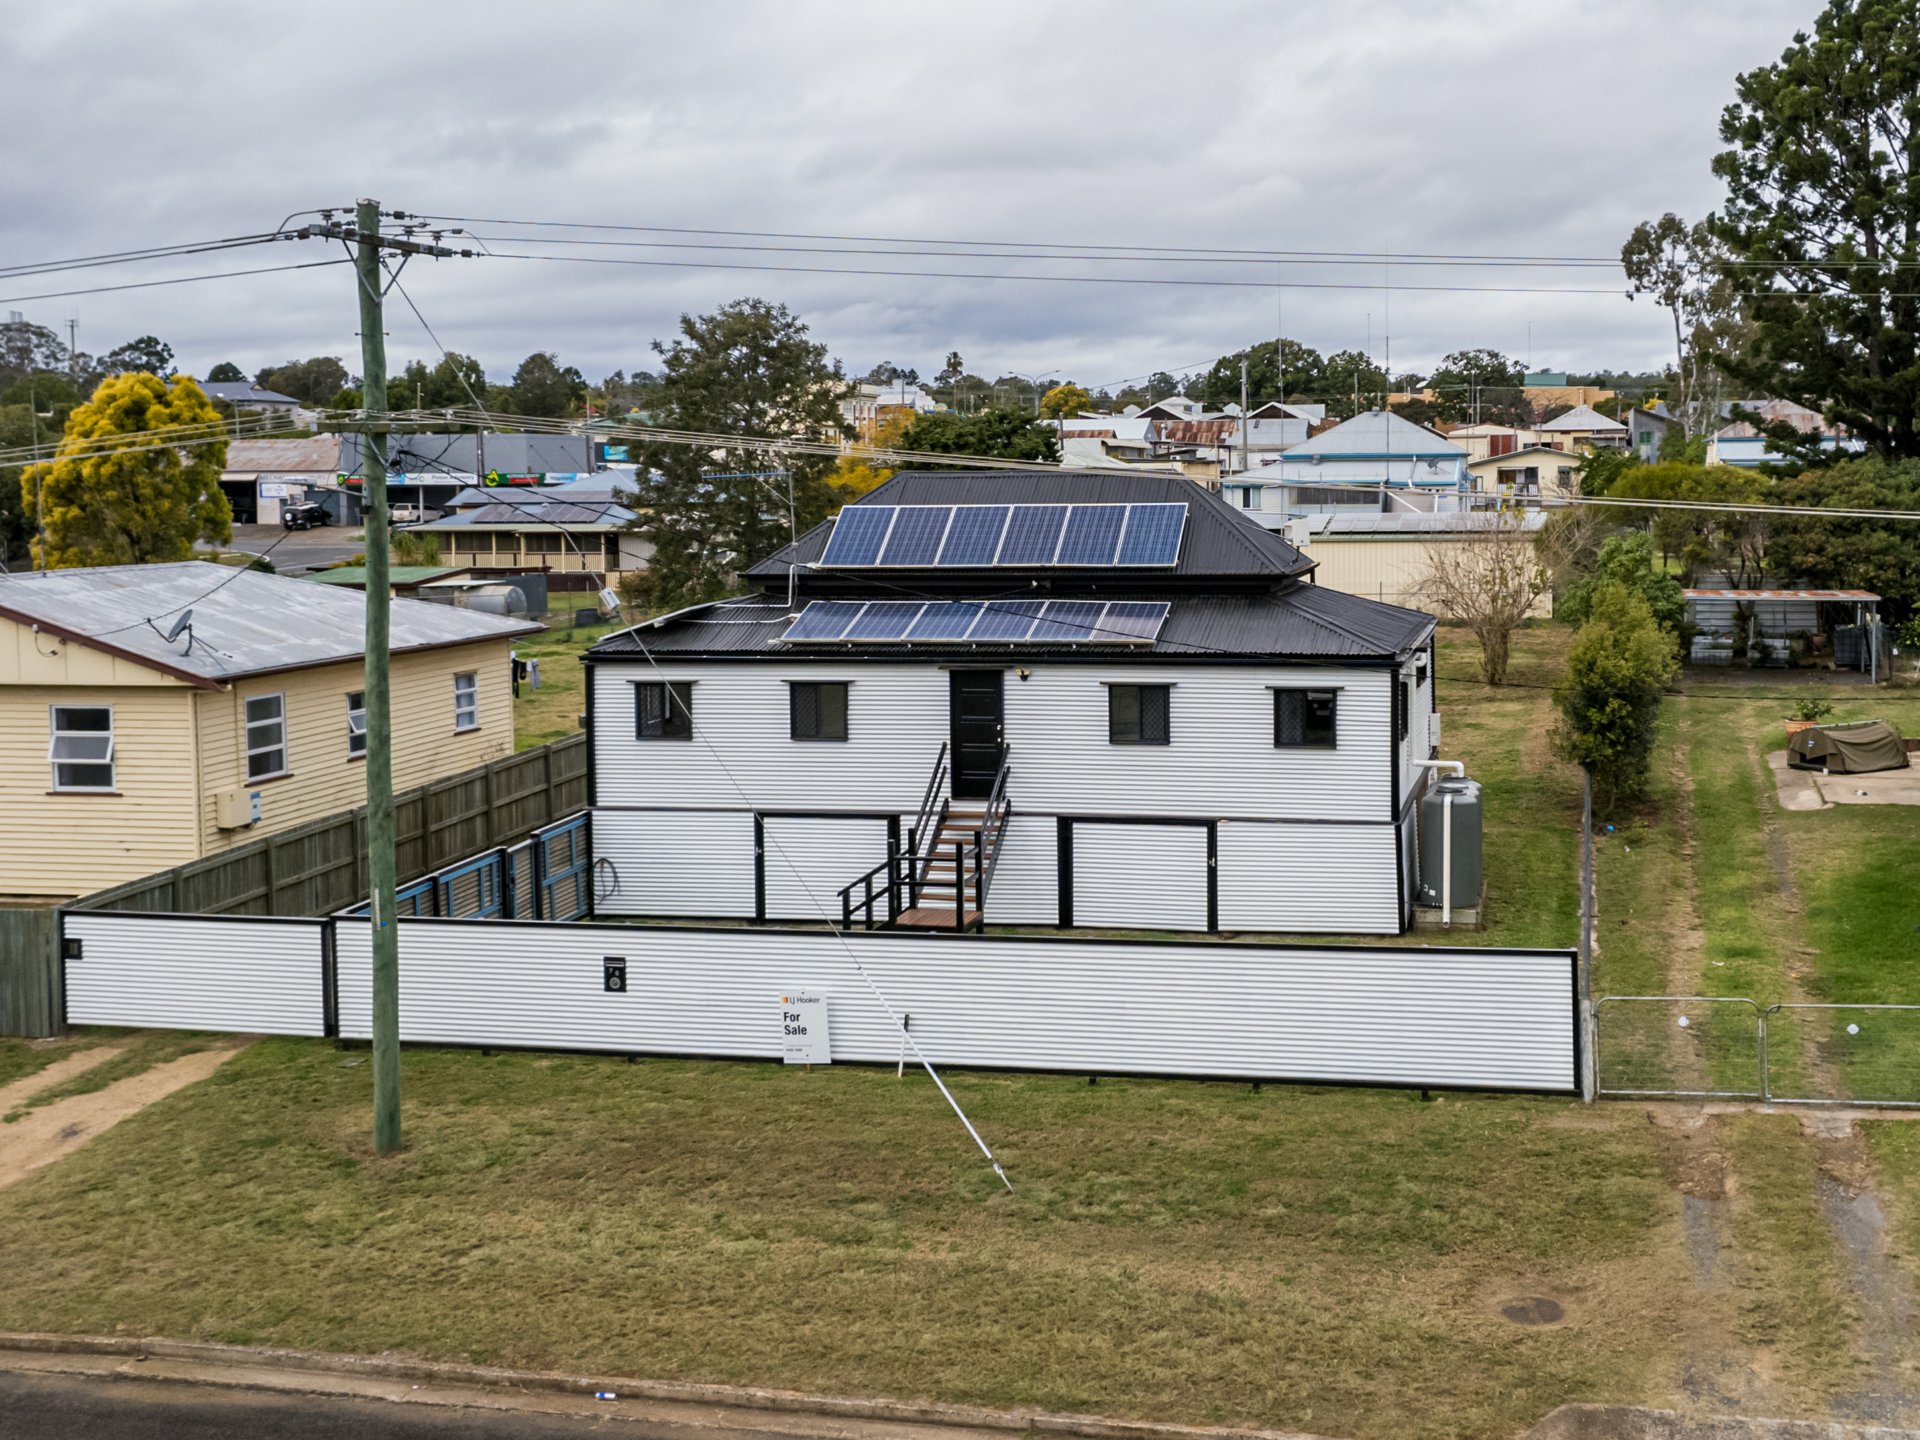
[1789,719,1911,774]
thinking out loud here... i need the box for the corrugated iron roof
[221,437,343,474]
[1684,588,1879,601]
[0,562,538,686]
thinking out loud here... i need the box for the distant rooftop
[201,381,301,406]
[0,562,536,687]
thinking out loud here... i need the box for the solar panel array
[783,598,1171,647]
[817,502,1186,568]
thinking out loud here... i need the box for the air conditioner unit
[215,788,263,830]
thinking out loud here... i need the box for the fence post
[1578,770,1596,1102]
[263,834,279,917]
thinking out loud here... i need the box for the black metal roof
[742,470,1312,585]
[588,582,1432,664]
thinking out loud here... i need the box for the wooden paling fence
[0,736,586,1038]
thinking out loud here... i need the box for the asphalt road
[0,1370,806,1439]
[201,523,366,575]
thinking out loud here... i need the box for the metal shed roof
[0,562,539,687]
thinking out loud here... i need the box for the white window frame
[346,690,367,759]
[48,704,116,792]
[245,692,289,781]
[453,672,479,732]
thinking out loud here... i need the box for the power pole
[1239,355,1250,477]
[353,199,402,1156]
[306,199,469,1156]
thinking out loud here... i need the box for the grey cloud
[3,0,1818,388]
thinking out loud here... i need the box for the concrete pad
[1767,751,1833,811]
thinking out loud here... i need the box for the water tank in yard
[1416,775,1483,910]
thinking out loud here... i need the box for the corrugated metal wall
[594,660,1397,823]
[984,814,1059,925]
[63,912,327,1036]
[1071,822,1209,931]
[593,806,1404,935]
[763,816,890,921]
[333,917,1576,1093]
[591,809,756,917]
[1216,823,1400,934]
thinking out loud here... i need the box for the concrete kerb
[0,1332,1339,1440]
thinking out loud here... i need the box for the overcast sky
[5,0,1814,394]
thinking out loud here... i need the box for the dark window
[1108,684,1170,745]
[635,681,693,740]
[1395,678,1411,742]
[1274,689,1337,748]
[789,681,849,741]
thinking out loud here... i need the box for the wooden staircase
[837,745,1012,934]
[895,804,997,930]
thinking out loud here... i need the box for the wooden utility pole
[353,198,402,1155]
[309,200,469,1154]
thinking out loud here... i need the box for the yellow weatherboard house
[0,561,540,902]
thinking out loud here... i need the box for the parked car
[389,502,425,524]
[281,500,331,530]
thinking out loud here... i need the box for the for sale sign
[780,992,830,1065]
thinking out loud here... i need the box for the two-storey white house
[583,471,1439,936]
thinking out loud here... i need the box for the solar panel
[936,505,1010,565]
[877,506,951,565]
[820,506,896,565]
[783,601,867,641]
[843,600,925,640]
[1056,505,1127,565]
[1115,503,1186,566]
[1099,601,1171,644]
[967,599,1046,642]
[904,600,983,641]
[1029,600,1108,643]
[996,505,1070,565]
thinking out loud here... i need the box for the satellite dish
[164,609,193,646]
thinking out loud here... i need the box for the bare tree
[1417,509,1550,685]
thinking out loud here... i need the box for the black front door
[948,670,1005,800]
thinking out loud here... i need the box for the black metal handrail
[977,753,1013,910]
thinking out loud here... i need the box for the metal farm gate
[1596,996,1920,1107]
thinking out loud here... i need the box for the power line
[476,250,1632,296]
[0,257,353,308]
[0,232,305,281]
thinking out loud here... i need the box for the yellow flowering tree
[24,371,232,567]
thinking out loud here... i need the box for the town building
[218,436,356,525]
[1231,410,1468,517]
[1706,400,1866,468]
[1288,511,1551,615]
[201,380,303,420]
[0,562,537,901]
[1535,404,1628,451]
[582,470,1440,936]
[1464,445,1580,500]
[404,498,652,596]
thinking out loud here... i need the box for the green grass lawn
[511,619,625,751]
[0,1037,1706,1440]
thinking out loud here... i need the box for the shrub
[1557,532,1686,636]
[1553,580,1680,811]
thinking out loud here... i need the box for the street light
[1010,370,1058,418]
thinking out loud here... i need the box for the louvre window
[1108,684,1170,745]
[1273,689,1337,748]
[454,672,479,731]
[789,681,849,741]
[245,693,288,779]
[635,681,693,740]
[49,705,115,791]
[347,691,366,757]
